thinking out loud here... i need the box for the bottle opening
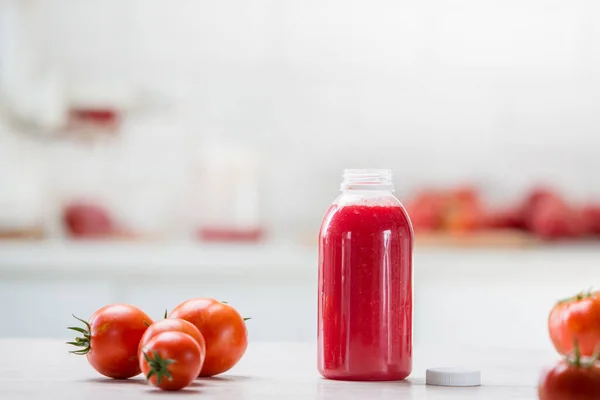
[341,169,394,191]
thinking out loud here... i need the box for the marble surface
[1,340,557,399]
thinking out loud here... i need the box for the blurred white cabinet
[125,280,317,342]
[2,242,600,351]
[0,281,113,338]
[0,278,316,341]
[0,242,317,341]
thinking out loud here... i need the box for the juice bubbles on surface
[318,169,413,381]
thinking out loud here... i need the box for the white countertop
[2,340,556,399]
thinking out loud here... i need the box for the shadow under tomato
[146,388,202,395]
[197,375,251,382]
[84,377,147,386]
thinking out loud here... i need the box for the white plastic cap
[426,367,481,387]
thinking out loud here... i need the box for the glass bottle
[318,169,413,381]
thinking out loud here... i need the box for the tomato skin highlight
[87,304,152,379]
[138,318,206,367]
[538,361,600,400]
[169,298,248,377]
[140,331,203,391]
[549,292,600,357]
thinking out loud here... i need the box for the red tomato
[405,191,445,232]
[138,318,206,366]
[549,291,600,357]
[448,186,480,208]
[169,298,248,377]
[68,304,152,379]
[444,206,485,233]
[581,205,600,235]
[530,197,584,240]
[522,187,560,223]
[485,207,525,230]
[538,344,600,400]
[140,331,203,391]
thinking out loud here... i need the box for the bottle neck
[340,169,394,192]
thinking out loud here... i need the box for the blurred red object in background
[450,186,479,205]
[443,186,485,233]
[581,205,600,236]
[63,202,114,238]
[406,185,599,242]
[520,187,560,230]
[407,186,486,234]
[445,206,485,233]
[67,107,120,136]
[484,207,524,230]
[527,195,585,240]
[405,190,445,232]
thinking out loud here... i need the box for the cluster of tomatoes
[538,290,600,399]
[407,186,600,240]
[68,298,248,391]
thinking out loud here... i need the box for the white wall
[5,0,600,234]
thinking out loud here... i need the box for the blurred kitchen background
[1,0,600,350]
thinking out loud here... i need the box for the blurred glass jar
[0,130,45,239]
[192,142,264,242]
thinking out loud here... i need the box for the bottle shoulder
[332,191,405,207]
[320,193,413,237]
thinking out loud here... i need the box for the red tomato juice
[318,204,413,380]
